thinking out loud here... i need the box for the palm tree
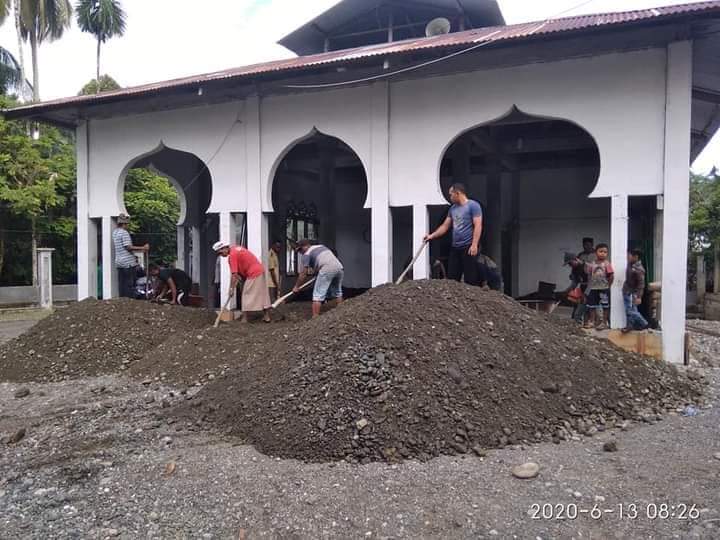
[75,0,125,92]
[0,45,31,96]
[17,0,72,101]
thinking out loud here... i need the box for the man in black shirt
[149,264,192,306]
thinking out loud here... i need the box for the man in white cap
[113,214,149,299]
[213,241,271,323]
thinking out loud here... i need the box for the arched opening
[119,144,217,304]
[435,107,604,298]
[270,131,371,295]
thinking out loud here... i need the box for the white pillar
[176,226,185,271]
[190,226,201,283]
[371,82,392,286]
[412,204,429,279]
[661,41,693,364]
[76,121,92,300]
[610,194,628,329]
[36,248,54,309]
[245,95,264,259]
[219,212,237,310]
[88,219,98,298]
[101,216,117,299]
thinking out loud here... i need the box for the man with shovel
[292,239,344,318]
[212,242,271,323]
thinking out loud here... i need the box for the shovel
[271,278,316,309]
[395,241,428,285]
[213,294,234,328]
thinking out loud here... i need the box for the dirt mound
[188,280,704,463]
[0,298,215,382]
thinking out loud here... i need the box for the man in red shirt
[213,242,271,323]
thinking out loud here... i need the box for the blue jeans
[624,293,649,330]
[313,269,344,302]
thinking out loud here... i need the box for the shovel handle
[395,241,428,285]
[271,278,316,309]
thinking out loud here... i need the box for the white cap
[212,241,230,252]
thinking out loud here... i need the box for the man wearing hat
[113,214,149,299]
[213,241,271,323]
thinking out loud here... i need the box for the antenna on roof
[425,17,451,37]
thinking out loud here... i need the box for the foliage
[0,45,26,96]
[78,73,119,95]
[689,171,720,254]
[75,0,125,85]
[17,0,73,100]
[75,0,125,42]
[0,95,76,285]
[123,168,179,265]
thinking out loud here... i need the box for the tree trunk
[714,244,720,294]
[96,38,101,92]
[13,0,28,100]
[29,32,39,102]
[0,229,5,279]
[31,219,37,286]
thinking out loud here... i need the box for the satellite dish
[425,17,452,37]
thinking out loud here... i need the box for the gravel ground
[688,321,720,368]
[1,369,718,539]
[0,320,38,344]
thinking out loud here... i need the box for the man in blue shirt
[424,183,483,285]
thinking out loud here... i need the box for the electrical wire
[282,0,605,90]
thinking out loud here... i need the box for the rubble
[184,280,705,463]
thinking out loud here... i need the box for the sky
[0,0,717,173]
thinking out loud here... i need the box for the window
[285,202,318,275]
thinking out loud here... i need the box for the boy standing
[622,249,649,332]
[584,243,614,330]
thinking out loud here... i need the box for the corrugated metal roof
[7,0,720,118]
[278,0,506,56]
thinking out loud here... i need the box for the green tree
[0,95,76,285]
[78,73,119,95]
[689,171,720,252]
[75,0,125,91]
[17,0,73,101]
[0,45,27,96]
[123,168,179,265]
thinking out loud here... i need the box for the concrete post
[190,226,201,283]
[697,254,706,304]
[714,245,720,293]
[660,41,693,364]
[101,216,117,299]
[371,82,392,286]
[219,212,237,311]
[76,121,92,300]
[610,194,629,329]
[176,226,186,271]
[36,248,55,309]
[412,204,430,279]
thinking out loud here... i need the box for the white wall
[389,48,668,206]
[86,48,668,220]
[517,168,610,296]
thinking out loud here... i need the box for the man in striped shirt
[293,239,344,318]
[112,214,149,299]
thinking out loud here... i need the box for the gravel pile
[0,299,215,382]
[187,280,705,464]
